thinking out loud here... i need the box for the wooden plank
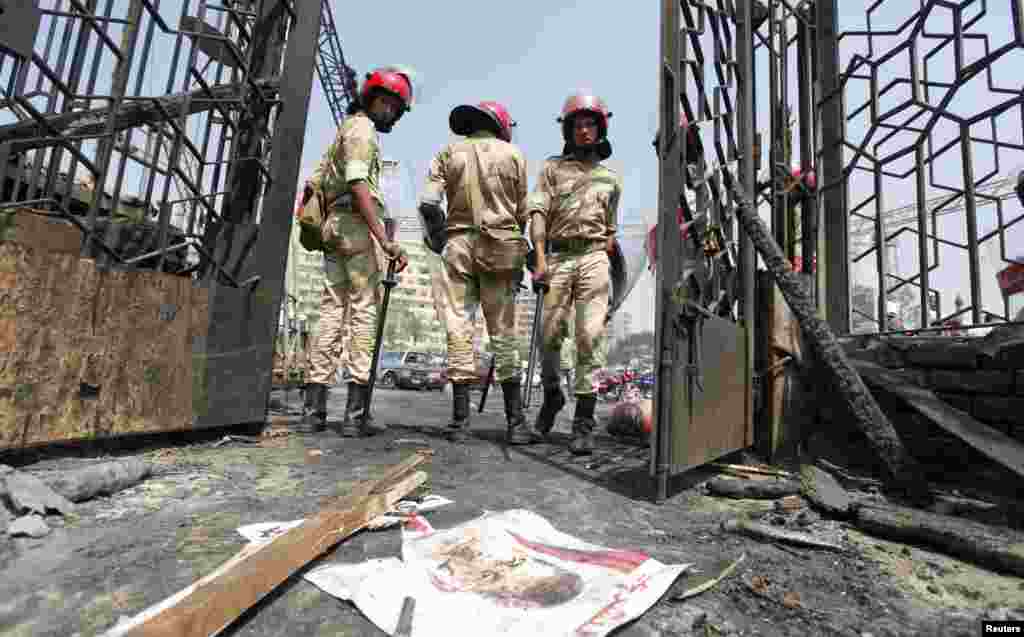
[113,452,431,637]
[711,463,795,479]
[0,242,210,449]
[764,281,812,461]
[1,209,82,254]
[853,360,1024,481]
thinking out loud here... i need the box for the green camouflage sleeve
[339,117,377,184]
[514,151,530,230]
[526,160,554,221]
[420,147,449,208]
[606,173,623,239]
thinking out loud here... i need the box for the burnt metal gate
[0,0,328,448]
[653,0,1024,500]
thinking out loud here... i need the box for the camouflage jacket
[420,130,529,233]
[312,112,388,254]
[526,155,622,242]
[313,111,386,214]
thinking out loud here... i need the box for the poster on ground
[299,509,689,637]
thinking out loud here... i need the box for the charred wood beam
[0,80,277,155]
[724,175,928,497]
[706,476,801,499]
[853,501,1024,578]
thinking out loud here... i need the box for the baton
[364,219,399,417]
[477,354,497,413]
[477,283,526,412]
[522,280,548,410]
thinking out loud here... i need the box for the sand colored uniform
[527,155,622,395]
[308,112,387,385]
[421,130,530,384]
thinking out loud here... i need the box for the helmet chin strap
[563,141,603,160]
[368,110,400,133]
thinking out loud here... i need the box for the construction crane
[315,0,359,127]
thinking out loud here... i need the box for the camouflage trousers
[540,248,610,395]
[308,247,382,385]
[439,232,521,384]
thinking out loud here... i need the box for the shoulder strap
[467,141,488,228]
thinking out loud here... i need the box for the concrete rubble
[2,466,75,517]
[8,514,51,538]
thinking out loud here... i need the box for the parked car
[377,351,445,390]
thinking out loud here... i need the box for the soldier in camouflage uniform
[299,67,413,437]
[418,101,531,443]
[528,92,623,455]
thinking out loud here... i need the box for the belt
[547,238,604,254]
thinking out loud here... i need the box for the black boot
[502,380,532,445]
[296,384,327,434]
[447,383,471,443]
[533,382,566,441]
[569,394,597,456]
[357,383,388,436]
[336,382,364,438]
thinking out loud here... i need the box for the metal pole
[875,163,888,330]
[523,284,548,409]
[961,126,983,325]
[653,0,683,503]
[365,219,400,415]
[797,12,818,300]
[737,0,756,448]
[816,0,850,334]
[245,0,320,423]
[769,0,786,249]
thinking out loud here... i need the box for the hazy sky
[297,0,662,229]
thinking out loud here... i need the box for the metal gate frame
[1,0,321,444]
[653,0,758,501]
[653,0,1024,500]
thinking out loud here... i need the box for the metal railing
[1,0,322,433]
[0,0,294,280]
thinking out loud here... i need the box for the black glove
[426,228,447,255]
[419,202,447,254]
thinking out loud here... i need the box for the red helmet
[786,166,817,194]
[558,92,613,159]
[653,109,704,165]
[361,67,414,112]
[450,101,516,142]
[796,167,817,190]
[559,93,611,138]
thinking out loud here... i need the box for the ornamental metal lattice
[836,0,1024,333]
